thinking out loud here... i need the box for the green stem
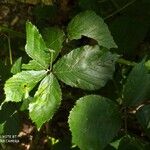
[104,0,137,20]
[117,58,137,66]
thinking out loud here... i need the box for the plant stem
[117,58,137,66]
[104,0,137,20]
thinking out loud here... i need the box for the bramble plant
[1,10,150,149]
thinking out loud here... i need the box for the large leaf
[25,22,51,69]
[67,10,117,49]
[123,61,150,106]
[42,27,65,62]
[68,95,121,150]
[4,70,46,102]
[136,104,150,136]
[29,73,62,129]
[53,45,118,90]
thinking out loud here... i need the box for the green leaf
[4,70,46,102]
[68,95,121,150]
[25,22,51,69]
[42,27,65,61]
[136,105,150,135]
[54,45,118,90]
[11,57,22,74]
[22,60,44,71]
[67,10,117,49]
[123,61,150,106]
[29,73,62,129]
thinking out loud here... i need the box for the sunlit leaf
[67,10,117,49]
[25,22,51,69]
[54,45,118,90]
[4,70,46,102]
[29,73,62,129]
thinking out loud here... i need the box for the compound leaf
[123,61,150,106]
[42,27,65,62]
[67,10,117,49]
[29,73,62,129]
[25,22,51,69]
[54,45,118,90]
[4,70,46,102]
[68,95,121,150]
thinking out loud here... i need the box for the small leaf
[123,61,150,106]
[54,45,118,90]
[68,95,121,150]
[42,27,65,62]
[136,105,150,135]
[4,70,46,102]
[67,10,117,49]
[22,60,44,71]
[11,57,22,74]
[29,73,62,129]
[25,22,51,69]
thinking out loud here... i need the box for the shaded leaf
[11,57,22,74]
[67,10,117,49]
[25,22,51,69]
[123,61,150,106]
[42,27,65,61]
[29,73,62,129]
[54,45,118,90]
[68,95,121,150]
[4,70,46,102]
